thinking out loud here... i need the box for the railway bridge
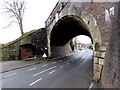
[45,0,119,87]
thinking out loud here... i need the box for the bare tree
[3,0,26,35]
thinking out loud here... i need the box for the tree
[3,0,26,35]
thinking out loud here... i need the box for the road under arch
[49,14,103,82]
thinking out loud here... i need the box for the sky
[75,35,91,44]
[0,0,58,44]
[0,0,91,44]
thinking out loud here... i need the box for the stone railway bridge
[1,0,119,88]
[45,0,119,88]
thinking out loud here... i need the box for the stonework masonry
[1,1,120,88]
[2,28,47,60]
[82,2,118,82]
[45,1,120,87]
[82,2,116,45]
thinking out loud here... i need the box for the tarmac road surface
[1,48,93,88]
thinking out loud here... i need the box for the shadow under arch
[50,15,93,57]
[51,15,93,46]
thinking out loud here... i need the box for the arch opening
[50,15,93,57]
[71,35,93,51]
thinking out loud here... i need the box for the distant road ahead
[2,49,93,88]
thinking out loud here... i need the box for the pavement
[0,59,45,73]
[0,49,102,88]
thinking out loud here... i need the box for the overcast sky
[0,0,91,44]
[0,0,58,44]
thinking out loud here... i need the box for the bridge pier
[93,44,106,82]
[47,31,51,58]
[51,42,72,58]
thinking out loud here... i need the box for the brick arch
[50,15,94,58]
[46,6,106,81]
[79,9,106,82]
[51,15,93,46]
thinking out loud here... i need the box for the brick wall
[82,2,119,86]
[82,2,116,45]
[101,2,120,88]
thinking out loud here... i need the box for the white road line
[52,62,56,64]
[65,60,70,63]
[29,78,42,86]
[33,66,56,77]
[59,65,64,68]
[3,73,17,78]
[59,60,62,62]
[49,70,55,74]
[28,67,36,71]
[89,82,93,90]
[66,62,70,65]
[43,64,48,67]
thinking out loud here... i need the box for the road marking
[29,78,42,86]
[43,64,48,67]
[89,82,93,90]
[66,62,70,65]
[52,62,56,64]
[59,65,64,68]
[59,60,62,62]
[3,73,17,78]
[65,60,70,63]
[49,70,55,74]
[33,66,56,77]
[28,67,36,71]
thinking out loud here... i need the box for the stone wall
[2,28,47,60]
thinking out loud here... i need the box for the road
[1,48,93,88]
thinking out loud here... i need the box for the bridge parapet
[45,1,69,28]
[45,1,84,30]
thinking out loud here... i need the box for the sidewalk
[0,59,46,73]
[0,56,67,73]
